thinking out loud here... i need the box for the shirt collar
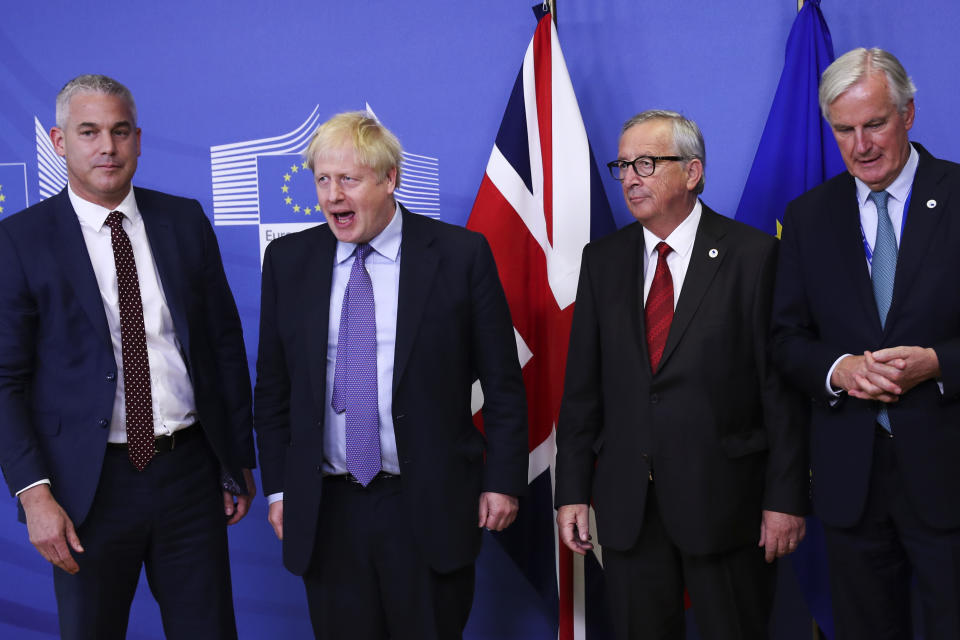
[335,201,403,264]
[855,143,919,206]
[642,199,702,260]
[68,184,140,230]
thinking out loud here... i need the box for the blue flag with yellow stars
[734,0,846,238]
[257,154,322,224]
[0,163,28,220]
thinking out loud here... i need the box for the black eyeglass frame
[606,155,687,181]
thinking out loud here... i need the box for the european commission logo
[209,105,440,264]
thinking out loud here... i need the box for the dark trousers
[824,428,960,640]
[303,475,475,640]
[53,431,237,640]
[603,488,775,640]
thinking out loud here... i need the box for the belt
[106,422,202,454]
[324,471,400,485]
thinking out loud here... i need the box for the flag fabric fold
[467,5,615,639]
[734,1,844,637]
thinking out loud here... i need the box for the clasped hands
[832,346,940,403]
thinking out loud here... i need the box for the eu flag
[734,2,843,637]
[257,154,321,224]
[734,0,846,237]
[0,163,28,220]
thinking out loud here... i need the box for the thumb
[65,520,84,553]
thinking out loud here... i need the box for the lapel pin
[708,248,719,258]
[927,199,937,209]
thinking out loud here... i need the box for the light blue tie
[869,190,896,432]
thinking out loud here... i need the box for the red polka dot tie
[104,211,155,470]
[331,244,381,486]
[645,242,674,373]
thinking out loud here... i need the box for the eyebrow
[76,120,133,129]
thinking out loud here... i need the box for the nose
[326,179,343,203]
[854,128,872,155]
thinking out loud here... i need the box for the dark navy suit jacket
[0,187,255,526]
[772,143,960,530]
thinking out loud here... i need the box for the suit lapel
[628,224,653,373]
[138,190,193,360]
[50,190,112,349]
[657,207,725,370]
[823,175,885,338]
[888,146,948,334]
[305,227,336,413]
[393,207,439,394]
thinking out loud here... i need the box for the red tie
[104,211,155,470]
[645,242,674,373]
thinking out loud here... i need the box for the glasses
[606,155,686,181]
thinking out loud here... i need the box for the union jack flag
[467,6,615,639]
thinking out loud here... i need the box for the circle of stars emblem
[282,161,322,216]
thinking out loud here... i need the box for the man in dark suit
[555,110,808,639]
[0,75,255,639]
[772,47,960,639]
[254,111,527,639]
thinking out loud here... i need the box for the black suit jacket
[254,205,527,575]
[0,187,255,525]
[555,205,808,556]
[772,143,960,530]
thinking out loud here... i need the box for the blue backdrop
[1,1,958,637]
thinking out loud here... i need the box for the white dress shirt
[69,185,198,441]
[642,200,703,307]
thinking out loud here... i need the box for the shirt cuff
[826,354,852,403]
[16,479,51,497]
[267,492,284,504]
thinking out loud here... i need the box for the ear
[50,127,66,157]
[902,99,915,132]
[135,127,142,157]
[684,157,704,193]
[384,166,397,194]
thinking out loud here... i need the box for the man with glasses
[555,110,808,639]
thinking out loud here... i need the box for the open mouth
[330,211,355,225]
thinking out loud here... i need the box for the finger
[477,497,489,529]
[226,495,250,526]
[268,510,283,540]
[51,540,80,574]
[64,521,84,554]
[222,490,236,517]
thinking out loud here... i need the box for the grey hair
[819,48,916,122]
[55,74,137,129]
[621,110,706,195]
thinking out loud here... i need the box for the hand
[20,484,84,574]
[758,510,805,563]
[268,500,283,540]
[869,346,940,395]
[478,492,518,531]
[223,468,257,525]
[831,354,900,402]
[557,504,594,555]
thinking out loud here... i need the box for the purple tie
[331,244,381,486]
[104,211,155,470]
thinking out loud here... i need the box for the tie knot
[355,243,373,263]
[655,241,673,259]
[869,190,890,210]
[104,210,125,230]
